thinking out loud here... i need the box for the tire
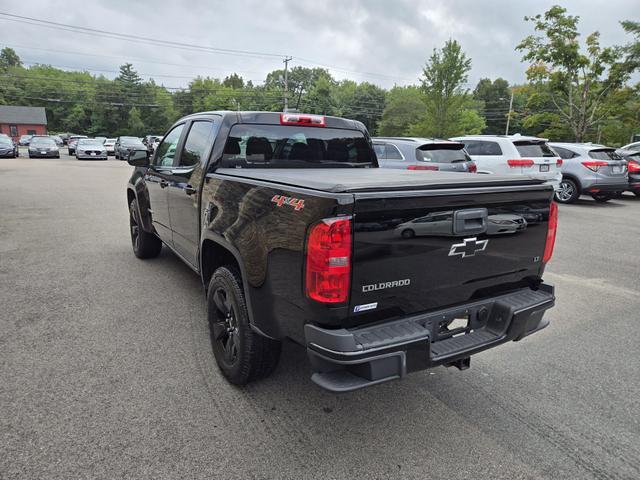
[591,193,613,203]
[634,191,640,197]
[401,229,415,239]
[129,199,162,259]
[207,266,281,385]
[555,178,580,204]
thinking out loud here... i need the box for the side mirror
[127,149,150,167]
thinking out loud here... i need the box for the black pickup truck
[126,111,557,392]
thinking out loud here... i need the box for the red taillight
[468,163,477,173]
[507,159,534,167]
[581,161,608,172]
[556,158,563,167]
[305,217,351,304]
[408,165,438,171]
[628,160,640,173]
[543,202,558,264]
[280,113,325,127]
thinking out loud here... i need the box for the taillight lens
[543,202,558,264]
[305,217,351,304]
[628,160,640,173]
[581,161,608,172]
[507,159,534,167]
[408,165,438,171]
[280,113,325,127]
[556,158,563,167]
[468,163,477,173]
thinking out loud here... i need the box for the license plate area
[40,151,47,154]
[539,164,550,172]
[612,165,623,174]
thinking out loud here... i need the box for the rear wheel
[129,199,162,258]
[401,229,415,239]
[591,192,614,203]
[555,178,579,203]
[207,266,281,385]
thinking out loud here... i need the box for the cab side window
[154,124,184,167]
[180,121,214,167]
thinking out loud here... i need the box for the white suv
[450,134,562,189]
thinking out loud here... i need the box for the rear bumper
[77,153,107,160]
[305,284,555,392]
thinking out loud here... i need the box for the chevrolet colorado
[126,111,557,392]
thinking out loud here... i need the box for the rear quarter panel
[200,173,354,342]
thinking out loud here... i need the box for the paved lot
[1,149,639,480]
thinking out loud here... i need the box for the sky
[0,0,637,90]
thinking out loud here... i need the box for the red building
[0,105,47,141]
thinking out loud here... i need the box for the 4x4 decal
[271,195,305,211]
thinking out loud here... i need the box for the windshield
[589,149,622,161]
[78,140,104,147]
[221,124,374,168]
[513,141,556,157]
[417,144,471,163]
[30,137,56,147]
[0,138,13,145]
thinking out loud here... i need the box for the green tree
[223,73,245,90]
[378,86,426,136]
[420,39,473,137]
[0,47,22,70]
[473,78,511,134]
[516,6,633,142]
[621,20,640,71]
[127,107,145,136]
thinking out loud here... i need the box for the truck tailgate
[348,185,553,325]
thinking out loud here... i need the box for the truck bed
[214,168,548,193]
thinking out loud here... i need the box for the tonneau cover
[213,168,548,193]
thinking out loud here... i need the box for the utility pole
[283,56,292,112]
[505,90,514,135]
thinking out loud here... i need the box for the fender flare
[560,173,583,193]
[127,179,153,232]
[199,231,277,340]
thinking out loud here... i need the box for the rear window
[221,124,374,167]
[588,149,622,161]
[463,140,503,156]
[513,141,556,157]
[416,144,470,163]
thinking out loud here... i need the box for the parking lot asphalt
[1,149,639,480]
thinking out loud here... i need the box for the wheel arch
[200,233,277,340]
[561,173,583,192]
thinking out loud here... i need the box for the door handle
[184,185,197,196]
[160,180,169,188]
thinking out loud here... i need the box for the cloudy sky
[0,0,636,89]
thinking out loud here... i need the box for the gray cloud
[1,0,636,89]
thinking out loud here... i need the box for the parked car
[115,136,145,160]
[75,138,107,160]
[549,143,628,203]
[616,141,640,158]
[67,135,88,155]
[142,135,163,151]
[372,137,477,173]
[0,136,19,157]
[104,138,116,155]
[94,136,108,144]
[18,134,33,146]
[125,111,557,392]
[450,134,562,189]
[619,152,640,196]
[28,136,60,158]
[51,135,64,147]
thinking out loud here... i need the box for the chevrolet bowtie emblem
[448,237,489,258]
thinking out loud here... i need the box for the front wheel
[129,199,162,258]
[555,178,579,203]
[208,266,281,385]
[591,193,614,203]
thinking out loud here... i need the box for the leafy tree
[223,73,245,90]
[378,86,426,136]
[0,47,22,70]
[473,78,511,134]
[420,39,473,137]
[621,20,640,71]
[516,6,633,142]
[126,107,145,136]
